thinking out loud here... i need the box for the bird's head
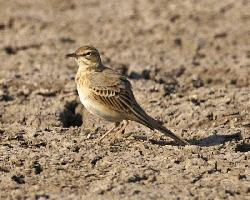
[66,46,102,68]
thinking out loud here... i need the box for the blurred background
[0,0,249,199]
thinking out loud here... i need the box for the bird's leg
[110,120,129,142]
[98,122,121,142]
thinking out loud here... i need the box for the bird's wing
[88,67,150,122]
[88,67,135,112]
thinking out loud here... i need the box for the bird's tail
[153,122,189,146]
[131,105,189,145]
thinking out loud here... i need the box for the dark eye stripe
[77,52,94,57]
[85,52,93,56]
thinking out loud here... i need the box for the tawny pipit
[67,46,189,145]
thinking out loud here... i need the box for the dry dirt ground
[0,0,250,199]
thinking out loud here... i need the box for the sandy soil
[0,0,249,199]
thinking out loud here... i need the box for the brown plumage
[67,46,189,145]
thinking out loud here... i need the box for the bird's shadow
[131,132,245,148]
[187,132,242,147]
[59,101,83,128]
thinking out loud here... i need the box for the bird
[66,46,189,145]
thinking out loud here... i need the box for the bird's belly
[77,86,123,122]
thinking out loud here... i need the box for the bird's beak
[66,53,76,58]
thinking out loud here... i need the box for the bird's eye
[86,52,92,56]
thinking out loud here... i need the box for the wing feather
[88,67,151,123]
